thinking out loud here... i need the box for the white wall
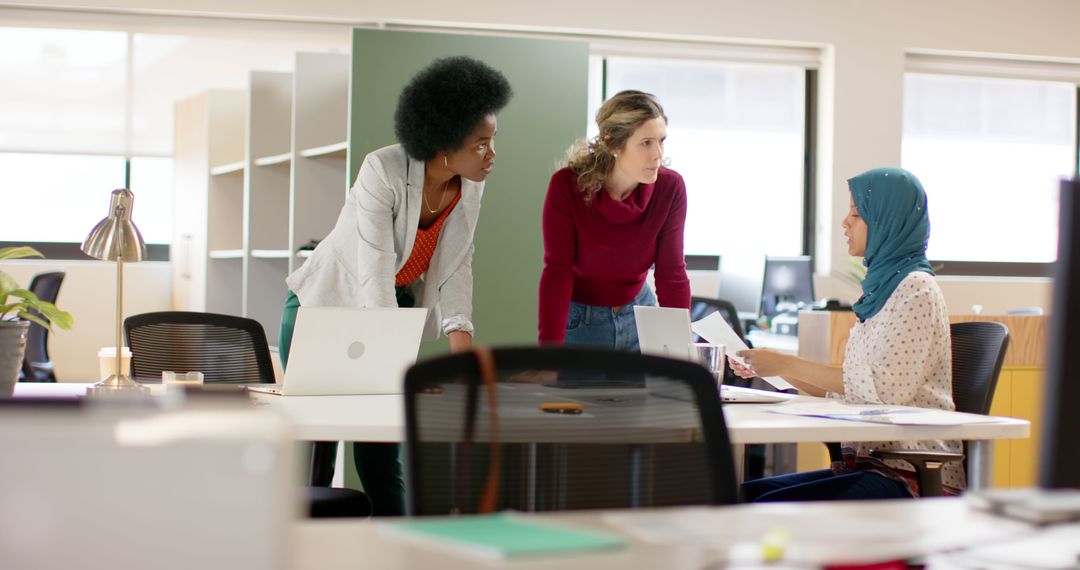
[0,260,172,381]
[4,0,1076,321]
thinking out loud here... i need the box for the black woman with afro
[280,56,512,516]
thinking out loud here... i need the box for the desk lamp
[81,188,146,394]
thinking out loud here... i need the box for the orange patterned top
[395,191,462,287]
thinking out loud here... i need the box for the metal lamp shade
[81,188,146,262]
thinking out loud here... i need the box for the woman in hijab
[733,167,963,501]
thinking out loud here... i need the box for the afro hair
[394,56,513,161]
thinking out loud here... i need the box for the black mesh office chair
[125,312,276,384]
[124,311,372,518]
[20,270,65,382]
[404,347,739,516]
[826,321,1011,496]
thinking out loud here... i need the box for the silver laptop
[634,306,787,404]
[250,306,427,396]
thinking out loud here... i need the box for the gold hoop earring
[444,155,448,168]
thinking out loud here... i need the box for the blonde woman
[538,90,690,350]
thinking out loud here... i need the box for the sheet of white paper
[765,402,1010,426]
[691,312,795,391]
[604,506,1030,566]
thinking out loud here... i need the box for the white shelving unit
[246,70,294,340]
[173,54,350,343]
[172,89,246,315]
[290,52,350,275]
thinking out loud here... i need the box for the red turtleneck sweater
[537,166,690,344]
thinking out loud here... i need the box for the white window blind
[595,55,808,258]
[902,68,1077,264]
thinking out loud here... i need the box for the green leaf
[0,271,18,300]
[36,303,73,330]
[0,247,71,328]
[0,247,44,261]
[9,289,40,304]
[17,311,51,330]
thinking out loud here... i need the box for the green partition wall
[348,28,589,356]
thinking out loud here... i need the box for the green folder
[380,513,627,559]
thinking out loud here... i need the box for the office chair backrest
[124,311,275,384]
[690,296,747,344]
[404,347,738,516]
[950,321,1010,415]
[21,270,65,382]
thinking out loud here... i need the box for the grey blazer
[286,144,482,340]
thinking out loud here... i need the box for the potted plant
[1,247,74,396]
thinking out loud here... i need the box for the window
[902,73,1078,273]
[0,19,347,255]
[591,55,808,259]
[0,152,126,243]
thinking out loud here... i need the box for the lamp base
[89,373,147,396]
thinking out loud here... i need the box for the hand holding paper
[690,312,794,391]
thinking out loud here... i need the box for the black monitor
[759,256,815,318]
[1039,177,1080,489]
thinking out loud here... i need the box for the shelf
[299,141,347,158]
[209,249,244,259]
[210,161,245,176]
[253,153,292,167]
[296,250,314,258]
[250,249,291,259]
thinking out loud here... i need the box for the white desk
[16,383,1029,489]
[290,498,1040,570]
[247,389,1025,488]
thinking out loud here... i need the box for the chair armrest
[870,449,964,497]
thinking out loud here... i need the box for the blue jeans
[564,285,657,352]
[742,469,912,502]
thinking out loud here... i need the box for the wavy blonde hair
[565,90,667,203]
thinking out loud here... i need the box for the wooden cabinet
[795,311,1048,487]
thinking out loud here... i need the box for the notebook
[249,306,427,396]
[379,513,626,560]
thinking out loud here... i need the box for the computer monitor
[759,256,815,318]
[1039,177,1080,489]
[718,254,765,319]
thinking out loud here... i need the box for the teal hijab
[849,167,934,322]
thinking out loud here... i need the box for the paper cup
[98,347,133,380]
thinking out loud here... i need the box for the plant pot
[0,320,30,397]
